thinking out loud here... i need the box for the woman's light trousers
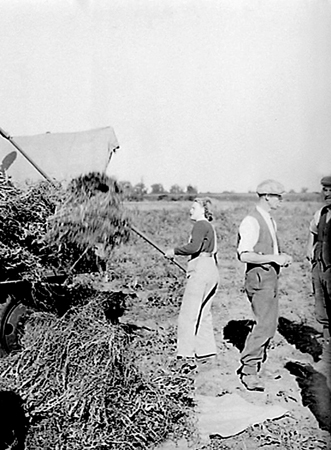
[177,256,219,358]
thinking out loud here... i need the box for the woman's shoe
[240,374,265,392]
[196,353,216,365]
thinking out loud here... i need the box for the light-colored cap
[256,179,285,195]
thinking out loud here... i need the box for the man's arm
[239,251,292,267]
[237,216,292,267]
[305,212,319,262]
[305,231,315,262]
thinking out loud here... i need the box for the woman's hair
[194,197,213,222]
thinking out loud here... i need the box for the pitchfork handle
[130,225,186,273]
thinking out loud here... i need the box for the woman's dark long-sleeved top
[174,220,215,260]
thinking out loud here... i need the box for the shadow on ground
[277,317,330,433]
[223,319,255,352]
[285,361,331,433]
[223,317,330,433]
[277,317,323,362]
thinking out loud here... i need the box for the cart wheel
[0,295,28,356]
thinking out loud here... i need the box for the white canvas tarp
[197,393,288,440]
[0,126,119,184]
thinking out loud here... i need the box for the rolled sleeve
[237,216,259,256]
[309,209,321,235]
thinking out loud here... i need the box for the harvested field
[1,194,330,449]
[108,198,331,449]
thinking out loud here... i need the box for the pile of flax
[0,172,130,281]
[0,181,60,281]
[44,172,131,265]
[0,298,195,449]
[0,172,196,448]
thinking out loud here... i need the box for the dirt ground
[115,199,331,450]
[151,264,331,450]
[2,194,330,449]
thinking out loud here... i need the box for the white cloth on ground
[196,393,288,440]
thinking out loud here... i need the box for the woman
[165,197,219,364]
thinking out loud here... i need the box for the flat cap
[256,179,285,195]
[321,176,331,187]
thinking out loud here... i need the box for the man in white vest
[236,180,293,391]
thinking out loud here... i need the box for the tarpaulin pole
[0,126,56,187]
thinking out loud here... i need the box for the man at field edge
[236,179,293,391]
[306,175,331,382]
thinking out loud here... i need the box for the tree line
[118,181,319,202]
[118,181,198,201]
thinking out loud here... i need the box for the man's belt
[246,262,280,275]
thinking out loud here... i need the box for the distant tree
[134,182,147,195]
[289,189,296,194]
[118,181,133,198]
[118,181,133,196]
[301,187,309,193]
[170,184,184,194]
[118,181,147,200]
[151,183,165,194]
[186,184,198,194]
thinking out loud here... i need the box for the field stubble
[1,196,330,449]
[110,199,330,449]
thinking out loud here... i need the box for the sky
[1,0,331,193]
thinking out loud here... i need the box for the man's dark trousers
[240,265,279,376]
